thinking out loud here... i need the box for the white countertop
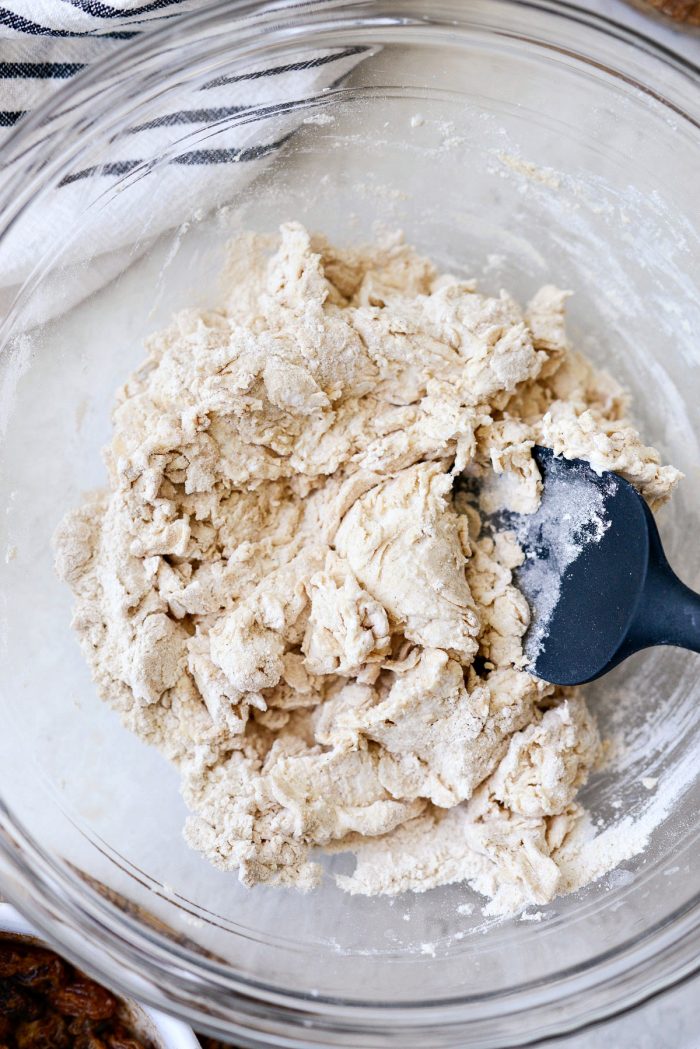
[549,7,699,1048]
[543,970,700,1048]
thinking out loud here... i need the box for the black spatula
[510,447,700,686]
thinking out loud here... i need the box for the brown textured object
[636,0,700,23]
[0,935,155,1049]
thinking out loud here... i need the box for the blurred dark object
[0,934,154,1049]
[629,0,700,24]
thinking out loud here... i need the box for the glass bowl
[0,1,698,1045]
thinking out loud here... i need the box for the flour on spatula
[512,466,614,664]
[54,224,680,914]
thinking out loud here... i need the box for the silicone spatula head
[514,448,700,686]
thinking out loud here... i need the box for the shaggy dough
[54,224,680,913]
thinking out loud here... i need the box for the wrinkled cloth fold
[0,0,366,327]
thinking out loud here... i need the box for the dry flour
[54,224,680,913]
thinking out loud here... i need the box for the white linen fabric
[0,0,365,325]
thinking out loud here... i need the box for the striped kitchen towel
[0,0,367,328]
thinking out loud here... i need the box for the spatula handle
[632,561,700,654]
[625,504,700,656]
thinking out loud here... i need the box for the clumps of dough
[303,553,391,676]
[54,223,679,913]
[335,463,480,662]
[539,404,681,509]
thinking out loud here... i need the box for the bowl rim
[0,0,699,1044]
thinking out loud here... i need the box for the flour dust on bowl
[0,2,698,1047]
